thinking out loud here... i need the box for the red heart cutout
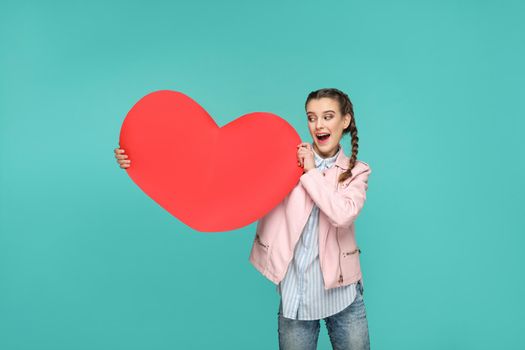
[119,90,302,232]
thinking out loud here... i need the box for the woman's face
[306,97,351,158]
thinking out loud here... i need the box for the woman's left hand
[297,143,315,173]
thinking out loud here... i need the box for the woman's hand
[114,147,131,169]
[297,142,315,173]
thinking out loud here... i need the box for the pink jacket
[249,147,372,290]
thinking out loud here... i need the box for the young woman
[114,88,372,350]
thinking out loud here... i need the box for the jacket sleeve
[299,163,371,228]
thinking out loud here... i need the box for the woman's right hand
[114,147,131,169]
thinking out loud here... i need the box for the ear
[343,113,351,129]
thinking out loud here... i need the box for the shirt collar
[313,143,341,169]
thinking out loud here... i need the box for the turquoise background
[1,0,524,349]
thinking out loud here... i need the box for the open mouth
[316,133,331,143]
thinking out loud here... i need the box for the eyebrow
[307,110,336,115]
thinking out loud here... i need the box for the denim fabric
[277,279,370,350]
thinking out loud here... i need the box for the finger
[297,149,311,167]
[297,149,310,157]
[297,149,309,157]
[298,143,311,152]
[298,147,313,155]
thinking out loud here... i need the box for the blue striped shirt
[277,143,357,320]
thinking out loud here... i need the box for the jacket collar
[311,142,350,170]
[335,146,350,170]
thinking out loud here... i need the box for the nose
[315,118,325,130]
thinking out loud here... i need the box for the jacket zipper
[333,171,344,285]
[333,171,362,285]
[336,227,343,284]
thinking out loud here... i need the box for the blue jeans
[277,280,370,350]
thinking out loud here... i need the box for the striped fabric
[277,143,357,320]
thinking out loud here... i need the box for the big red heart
[119,90,303,232]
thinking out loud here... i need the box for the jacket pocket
[255,234,269,249]
[342,247,361,258]
[250,233,270,271]
[341,246,361,281]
